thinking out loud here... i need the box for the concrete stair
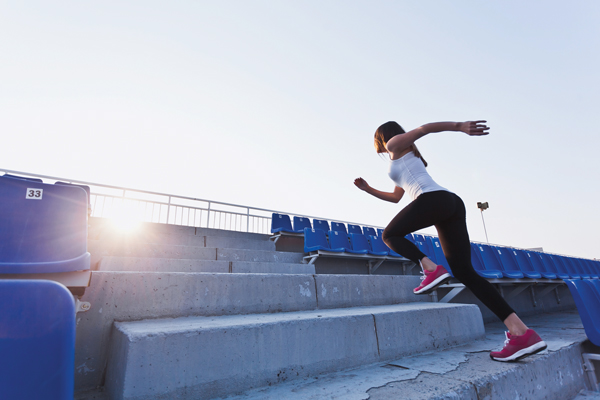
[75,218,485,399]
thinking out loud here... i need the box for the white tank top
[388,151,448,201]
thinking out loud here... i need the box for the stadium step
[97,256,314,274]
[75,272,428,393]
[104,303,484,400]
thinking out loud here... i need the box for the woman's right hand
[459,120,490,136]
[354,177,369,191]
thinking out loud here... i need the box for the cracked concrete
[213,310,596,400]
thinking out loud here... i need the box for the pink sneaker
[490,329,547,362]
[413,265,451,294]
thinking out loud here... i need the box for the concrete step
[88,240,302,268]
[219,310,589,400]
[104,303,484,400]
[97,256,315,274]
[75,272,427,393]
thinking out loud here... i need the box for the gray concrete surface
[216,310,596,400]
[98,256,314,274]
[74,272,427,392]
[104,303,483,400]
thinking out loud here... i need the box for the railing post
[246,208,250,232]
[166,196,171,224]
[207,202,211,229]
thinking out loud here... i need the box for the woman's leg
[435,193,516,323]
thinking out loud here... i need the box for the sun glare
[109,204,143,233]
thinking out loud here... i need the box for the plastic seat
[413,234,437,264]
[405,233,416,244]
[510,249,543,279]
[470,244,503,279]
[553,255,581,279]
[430,236,454,276]
[571,257,593,279]
[293,216,312,232]
[564,279,600,346]
[376,228,384,237]
[331,222,347,234]
[362,227,377,237]
[304,228,342,253]
[313,219,331,233]
[348,224,363,235]
[0,175,90,274]
[0,280,76,399]
[271,213,295,233]
[327,231,367,254]
[538,253,570,279]
[524,251,557,279]
[582,259,600,278]
[368,235,401,257]
[350,233,387,256]
[494,247,533,278]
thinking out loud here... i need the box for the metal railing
[0,168,383,235]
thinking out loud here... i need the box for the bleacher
[2,171,600,399]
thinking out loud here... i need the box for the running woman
[354,120,546,362]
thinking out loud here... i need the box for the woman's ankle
[420,257,437,272]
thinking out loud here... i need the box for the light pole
[477,202,489,243]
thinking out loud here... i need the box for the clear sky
[2,1,599,259]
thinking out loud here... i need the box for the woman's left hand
[460,121,490,136]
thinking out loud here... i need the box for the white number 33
[26,188,43,200]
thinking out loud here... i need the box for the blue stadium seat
[350,233,387,256]
[304,228,342,253]
[313,219,331,233]
[582,259,600,278]
[328,231,367,254]
[470,244,504,279]
[553,255,581,279]
[55,181,92,215]
[271,213,295,233]
[564,279,600,346]
[524,251,557,279]
[376,228,384,237]
[0,280,76,399]
[293,216,312,232]
[405,233,416,244]
[430,237,454,276]
[331,222,347,234]
[368,235,395,256]
[348,224,363,235]
[482,245,523,279]
[538,253,570,279]
[510,249,543,279]
[571,257,593,279]
[2,173,43,183]
[494,247,534,278]
[413,234,437,264]
[0,175,90,274]
[363,227,377,237]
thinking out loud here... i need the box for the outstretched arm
[354,178,404,203]
[385,120,489,154]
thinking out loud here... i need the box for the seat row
[412,233,600,280]
[270,213,379,238]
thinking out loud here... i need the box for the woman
[354,120,546,362]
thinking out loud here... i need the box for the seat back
[414,234,437,263]
[313,219,330,232]
[571,257,593,278]
[469,243,486,272]
[475,244,505,272]
[327,230,351,251]
[431,237,453,276]
[349,233,371,253]
[303,228,330,252]
[331,222,347,234]
[525,251,556,278]
[362,227,377,237]
[0,175,90,274]
[347,224,363,235]
[0,280,76,399]
[271,213,293,233]
[293,216,312,232]
[494,246,520,272]
[368,235,390,255]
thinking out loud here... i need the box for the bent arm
[385,120,489,154]
[354,178,404,203]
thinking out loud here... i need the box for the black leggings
[382,190,515,322]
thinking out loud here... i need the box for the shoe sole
[413,273,451,295]
[490,340,548,362]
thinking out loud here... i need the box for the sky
[1,1,599,259]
